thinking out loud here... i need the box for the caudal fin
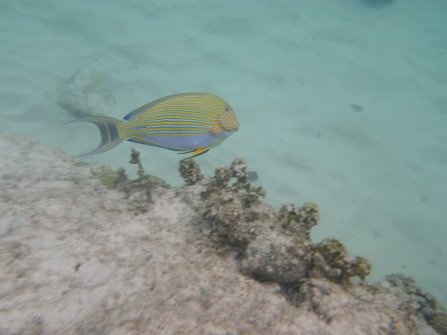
[73,116,125,156]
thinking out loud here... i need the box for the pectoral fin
[191,147,209,157]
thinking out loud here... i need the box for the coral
[99,153,446,334]
[229,158,249,189]
[376,274,447,335]
[195,158,271,249]
[179,158,312,284]
[426,312,447,335]
[201,191,251,248]
[178,158,372,287]
[129,148,145,179]
[91,150,167,213]
[310,238,372,284]
[91,163,127,189]
[241,185,266,207]
[179,158,203,186]
[200,185,274,250]
[213,165,231,187]
[126,149,167,189]
[226,159,267,205]
[278,202,319,238]
[3,132,447,335]
[295,277,424,334]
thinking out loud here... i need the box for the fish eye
[224,106,230,112]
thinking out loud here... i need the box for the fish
[75,92,239,158]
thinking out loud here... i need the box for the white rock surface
[0,133,439,335]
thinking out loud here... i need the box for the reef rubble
[0,132,446,335]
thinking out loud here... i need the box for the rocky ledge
[0,133,445,335]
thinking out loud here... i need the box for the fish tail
[74,116,126,156]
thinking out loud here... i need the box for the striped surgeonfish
[76,92,239,158]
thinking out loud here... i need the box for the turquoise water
[1,0,446,305]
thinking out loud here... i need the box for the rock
[0,132,443,335]
[241,230,312,284]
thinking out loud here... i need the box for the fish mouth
[221,125,238,133]
[223,130,236,137]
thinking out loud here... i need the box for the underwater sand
[0,0,446,305]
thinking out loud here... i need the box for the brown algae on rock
[90,163,127,189]
[311,238,372,284]
[426,312,447,335]
[89,152,445,335]
[198,158,272,250]
[179,158,203,185]
[178,157,446,334]
[3,133,447,335]
[91,149,167,213]
[178,157,370,287]
[279,202,319,238]
[376,274,447,335]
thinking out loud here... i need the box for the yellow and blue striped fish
[76,92,239,158]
